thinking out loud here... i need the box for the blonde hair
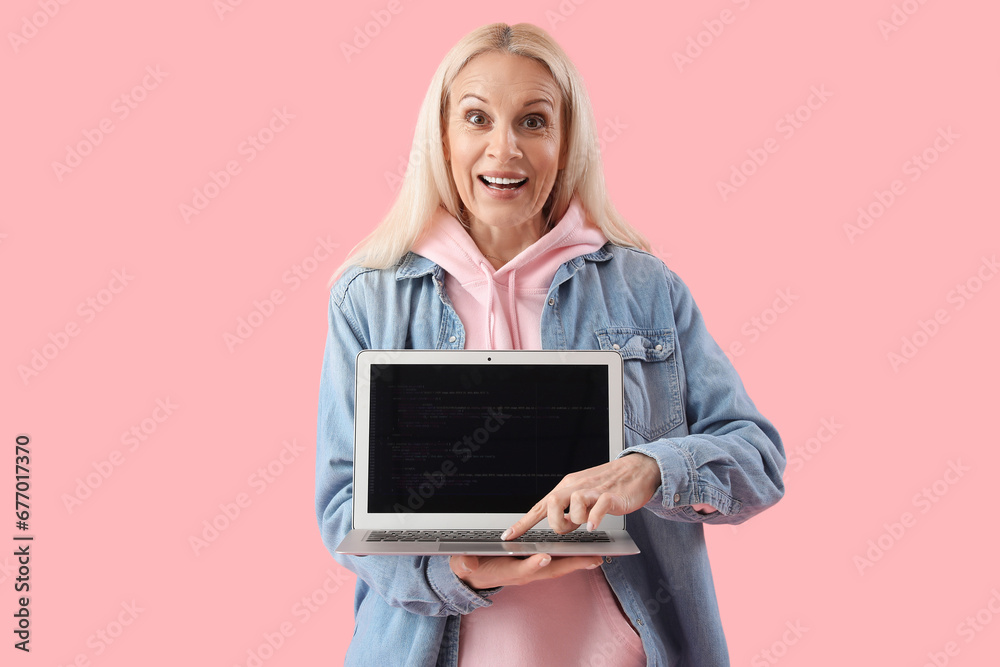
[330,22,651,284]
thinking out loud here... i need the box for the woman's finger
[505,554,601,585]
[462,553,550,589]
[450,554,479,578]
[568,489,596,525]
[527,555,603,581]
[502,501,547,540]
[546,493,577,533]
[585,492,624,531]
[458,553,605,589]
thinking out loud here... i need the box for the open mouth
[478,175,528,190]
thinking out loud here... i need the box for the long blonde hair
[330,22,651,284]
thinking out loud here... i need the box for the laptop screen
[367,363,610,515]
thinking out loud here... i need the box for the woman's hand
[448,454,660,591]
[505,453,661,537]
[449,553,602,590]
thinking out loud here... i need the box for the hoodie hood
[410,195,608,349]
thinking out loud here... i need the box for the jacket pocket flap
[596,327,675,362]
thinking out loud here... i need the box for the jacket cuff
[617,443,741,518]
[426,556,501,615]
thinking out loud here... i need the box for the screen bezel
[351,349,627,531]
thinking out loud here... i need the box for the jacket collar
[394,251,438,280]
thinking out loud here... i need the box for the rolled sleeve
[425,556,501,615]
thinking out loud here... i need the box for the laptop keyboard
[366,529,611,543]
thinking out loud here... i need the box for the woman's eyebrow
[458,93,489,105]
[457,93,553,109]
[521,98,553,109]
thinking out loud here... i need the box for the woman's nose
[487,124,522,162]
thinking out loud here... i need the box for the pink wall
[4,1,998,665]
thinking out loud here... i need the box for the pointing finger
[503,502,547,540]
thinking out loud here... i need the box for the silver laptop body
[335,349,640,556]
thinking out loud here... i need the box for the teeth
[482,175,527,185]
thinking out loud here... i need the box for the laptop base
[336,528,640,556]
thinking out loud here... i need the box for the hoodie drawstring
[478,261,522,350]
[508,270,520,350]
[478,261,496,349]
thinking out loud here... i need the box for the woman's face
[443,51,565,234]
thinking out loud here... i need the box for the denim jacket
[315,243,786,666]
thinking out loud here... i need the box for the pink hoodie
[410,195,646,666]
[410,195,608,350]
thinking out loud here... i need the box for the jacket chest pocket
[596,326,684,441]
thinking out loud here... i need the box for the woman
[316,22,785,666]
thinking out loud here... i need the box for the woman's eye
[467,112,488,126]
[524,116,546,129]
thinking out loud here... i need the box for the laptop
[335,349,640,556]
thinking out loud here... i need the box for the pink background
[4,1,998,665]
